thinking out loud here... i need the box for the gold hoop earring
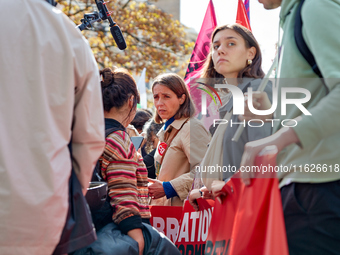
[247,59,252,65]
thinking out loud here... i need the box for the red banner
[150,205,183,243]
[150,149,288,255]
[205,150,289,255]
[150,199,214,255]
[176,199,214,255]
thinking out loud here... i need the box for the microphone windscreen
[110,25,127,50]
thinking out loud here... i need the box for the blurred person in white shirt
[0,1,105,254]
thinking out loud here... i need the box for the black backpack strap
[92,126,125,181]
[294,0,322,78]
[294,0,329,94]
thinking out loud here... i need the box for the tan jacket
[0,1,105,254]
[152,117,210,206]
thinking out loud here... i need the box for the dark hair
[100,67,140,113]
[152,73,195,124]
[143,119,163,154]
[201,24,265,79]
[130,109,153,132]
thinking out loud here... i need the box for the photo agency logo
[197,81,312,128]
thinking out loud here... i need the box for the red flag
[244,0,250,21]
[236,0,251,31]
[184,0,218,131]
[184,0,217,83]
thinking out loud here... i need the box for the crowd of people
[1,0,339,255]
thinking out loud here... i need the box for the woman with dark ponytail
[76,67,180,255]
[100,67,147,255]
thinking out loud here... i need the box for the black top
[104,118,126,132]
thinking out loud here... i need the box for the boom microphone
[95,0,127,50]
[77,1,127,50]
[110,24,127,50]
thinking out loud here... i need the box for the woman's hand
[148,178,165,199]
[200,186,213,200]
[188,189,201,211]
[127,228,144,255]
[188,186,213,211]
[240,127,300,186]
[239,91,273,122]
[211,180,228,203]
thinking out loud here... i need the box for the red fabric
[205,178,243,255]
[184,0,217,83]
[183,0,218,131]
[244,0,250,21]
[205,152,289,255]
[175,199,215,254]
[236,0,252,31]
